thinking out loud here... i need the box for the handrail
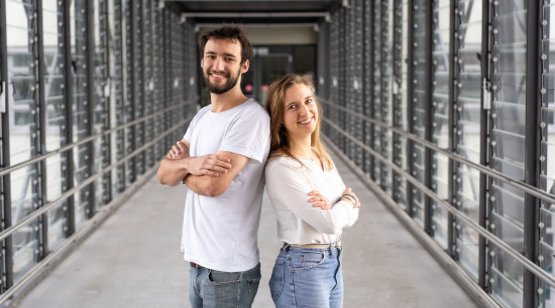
[0,115,192,242]
[0,100,195,177]
[322,117,555,288]
[320,99,555,205]
[0,165,159,305]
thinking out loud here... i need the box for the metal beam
[85,0,96,219]
[447,0,456,259]
[406,0,415,217]
[524,0,541,306]
[63,0,76,236]
[479,0,491,291]
[0,0,14,292]
[180,12,330,18]
[35,0,49,262]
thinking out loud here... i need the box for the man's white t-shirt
[181,99,270,272]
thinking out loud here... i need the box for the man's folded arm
[157,140,191,186]
[185,151,249,197]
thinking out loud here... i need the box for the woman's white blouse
[265,156,359,245]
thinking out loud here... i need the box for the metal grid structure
[318,0,555,307]
[0,0,196,302]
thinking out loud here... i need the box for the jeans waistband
[282,241,342,250]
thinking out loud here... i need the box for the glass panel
[456,3,482,246]
[379,0,392,193]
[431,0,450,249]
[410,0,430,227]
[94,0,108,208]
[490,2,527,305]
[70,0,92,229]
[490,252,524,308]
[540,3,555,305]
[392,0,409,209]
[6,0,40,282]
[42,0,68,252]
[109,0,126,195]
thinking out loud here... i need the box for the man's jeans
[188,263,261,308]
[269,245,343,308]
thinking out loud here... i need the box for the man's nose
[213,57,225,70]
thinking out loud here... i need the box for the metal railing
[0,100,195,304]
[320,100,555,289]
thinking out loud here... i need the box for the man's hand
[308,190,332,210]
[167,140,189,160]
[186,154,232,177]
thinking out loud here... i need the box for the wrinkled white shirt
[265,156,359,245]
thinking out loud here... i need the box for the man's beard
[204,67,241,94]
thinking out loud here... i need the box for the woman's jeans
[188,263,261,308]
[269,244,343,308]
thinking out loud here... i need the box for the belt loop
[281,242,291,252]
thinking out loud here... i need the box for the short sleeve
[183,105,207,143]
[220,104,270,163]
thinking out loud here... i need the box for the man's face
[201,39,249,94]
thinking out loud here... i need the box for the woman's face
[282,83,318,138]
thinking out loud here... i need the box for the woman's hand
[308,190,332,210]
[342,187,361,208]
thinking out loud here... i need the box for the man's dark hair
[198,25,253,63]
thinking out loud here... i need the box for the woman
[265,73,360,308]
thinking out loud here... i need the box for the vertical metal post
[391,0,400,204]
[114,0,126,193]
[447,0,456,258]
[35,0,49,260]
[423,0,434,235]
[136,0,145,176]
[406,0,415,217]
[0,0,14,291]
[523,0,541,306]
[479,0,492,291]
[63,0,76,236]
[101,0,113,204]
[363,1,376,178]
[125,0,136,184]
[85,0,96,218]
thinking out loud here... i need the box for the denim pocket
[207,269,241,286]
[292,250,326,271]
[269,258,285,303]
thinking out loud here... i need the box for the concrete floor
[18,154,477,308]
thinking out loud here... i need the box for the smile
[298,117,315,126]
[209,72,228,78]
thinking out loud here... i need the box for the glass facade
[2,0,555,306]
[317,0,555,307]
[0,0,196,297]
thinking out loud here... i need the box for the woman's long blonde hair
[266,74,333,171]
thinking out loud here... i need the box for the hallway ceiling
[167,0,342,24]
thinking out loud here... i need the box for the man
[157,25,270,307]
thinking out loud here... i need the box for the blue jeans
[188,263,261,308]
[269,245,343,308]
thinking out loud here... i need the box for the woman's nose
[298,104,309,115]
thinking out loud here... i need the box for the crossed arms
[156,140,248,197]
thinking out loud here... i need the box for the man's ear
[200,59,204,70]
[241,59,249,74]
